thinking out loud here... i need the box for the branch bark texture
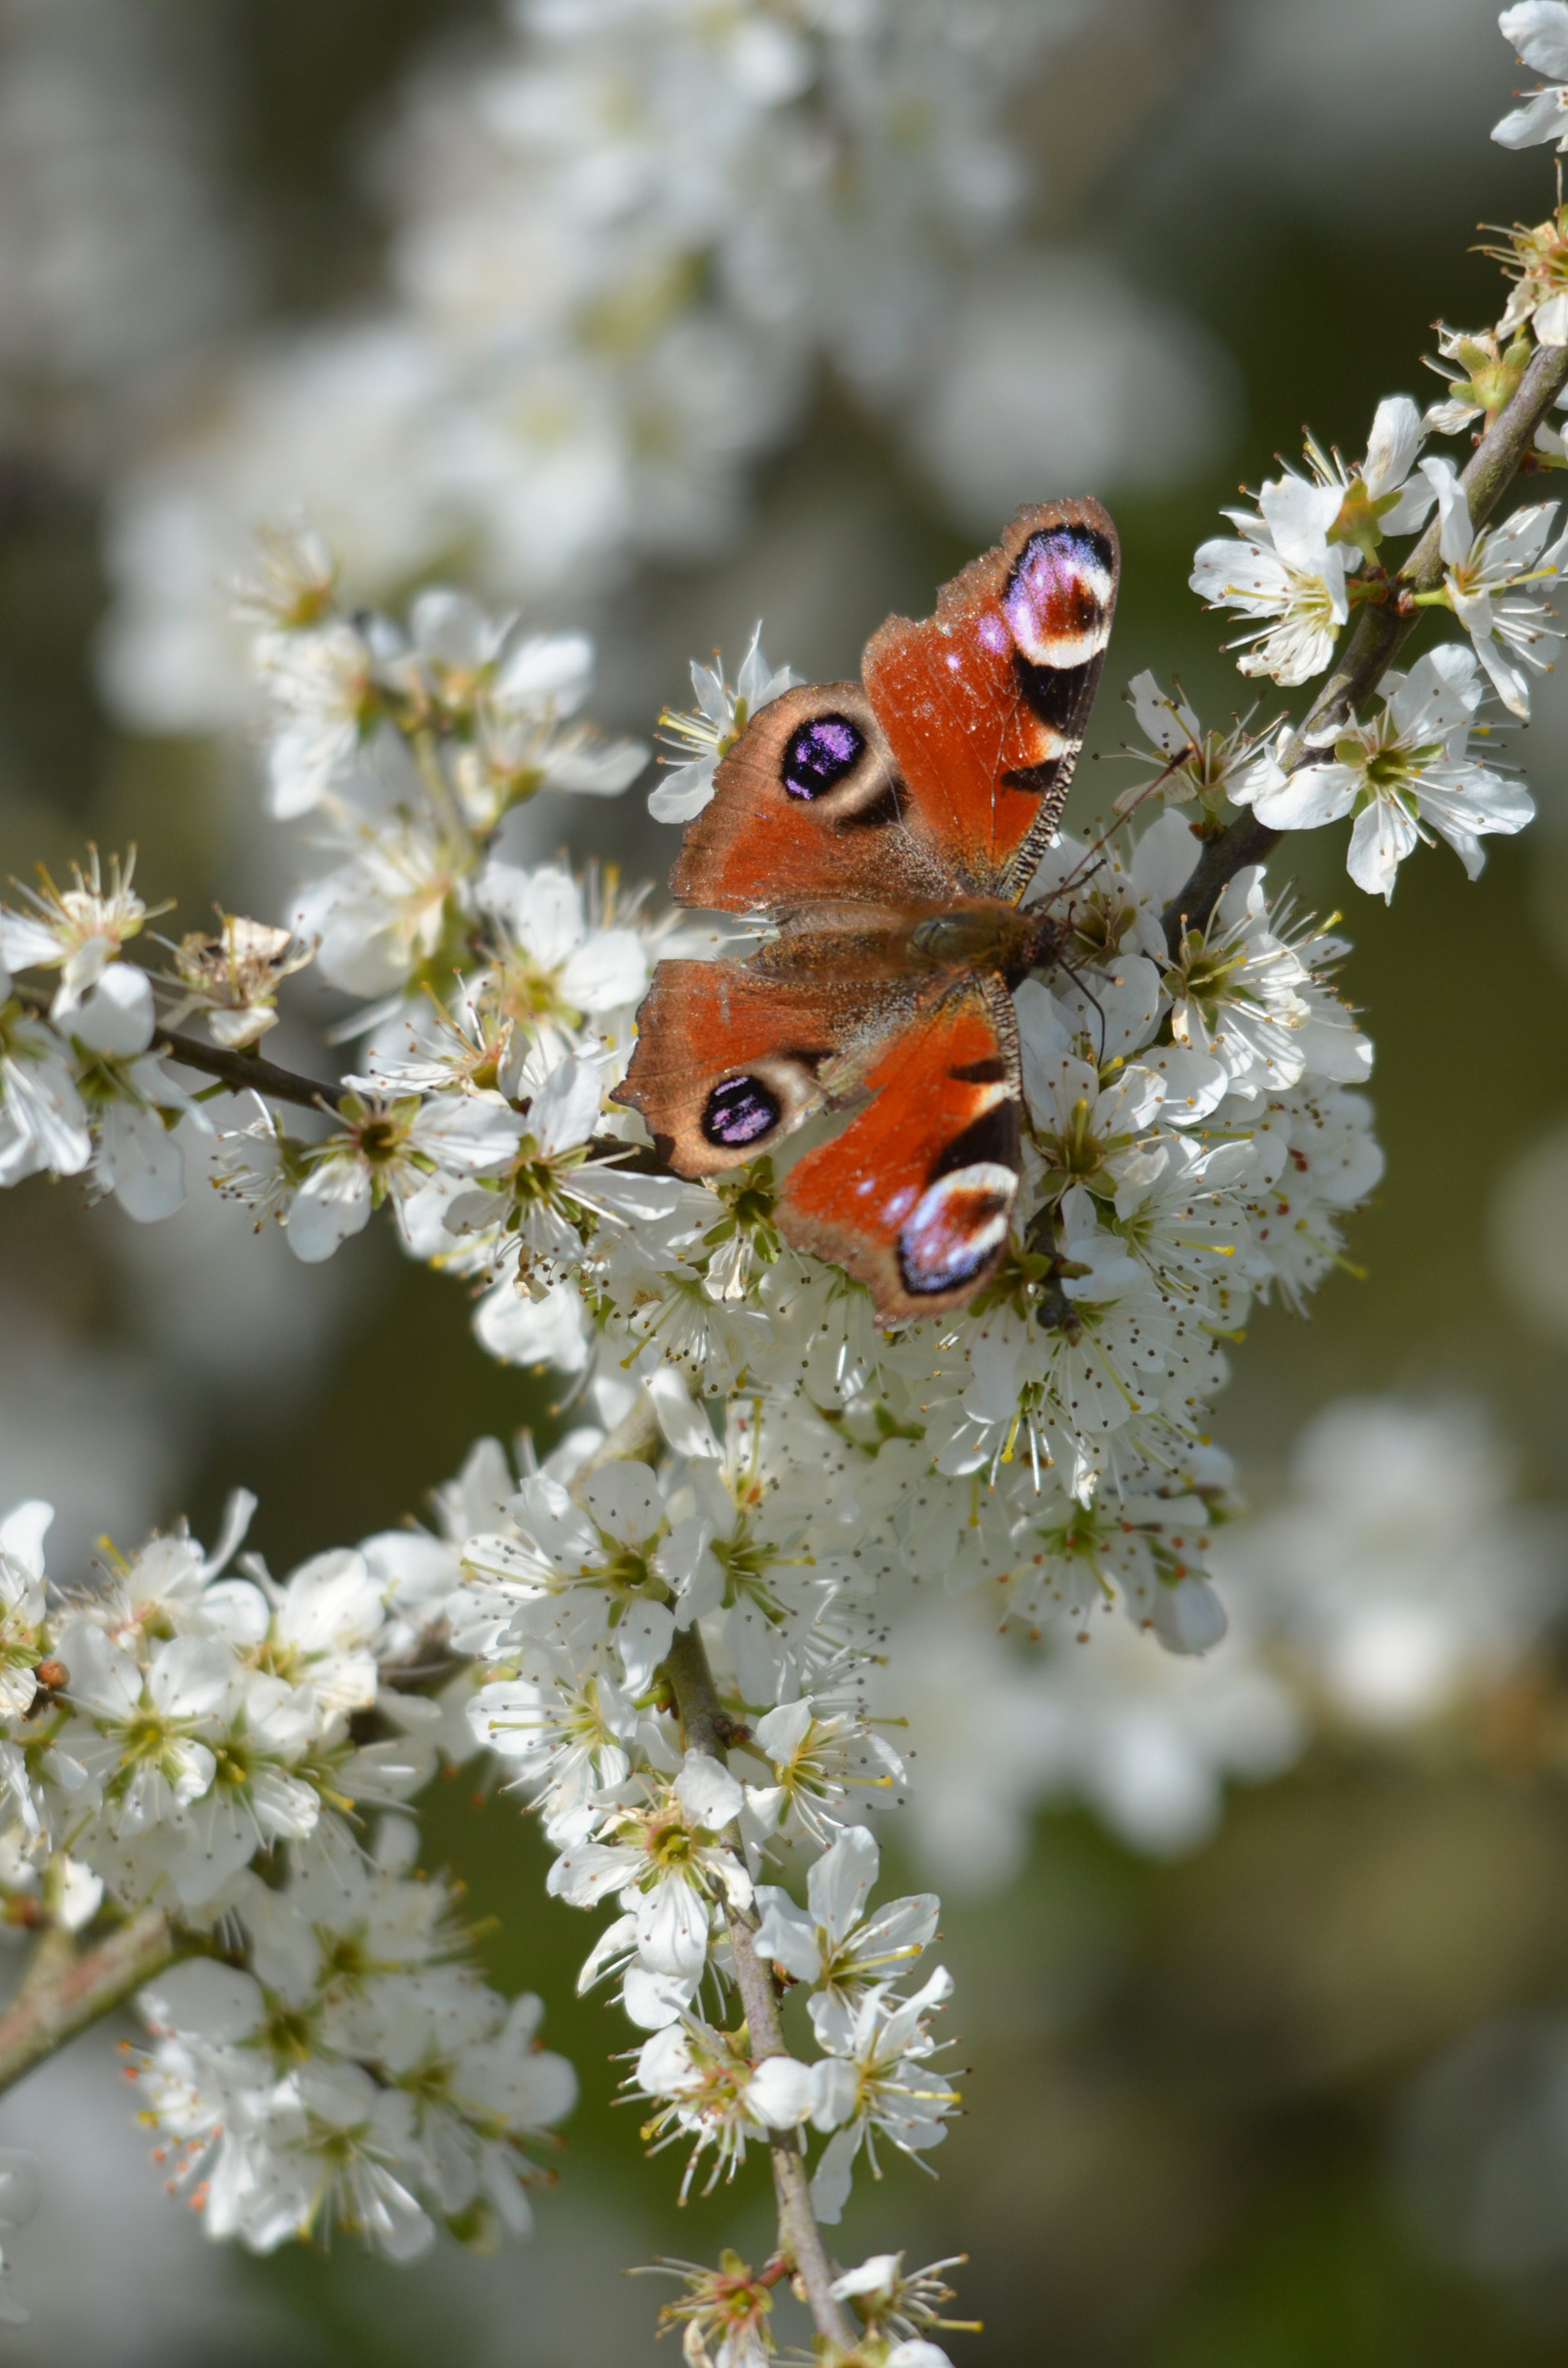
[0,1909,176,2096]
[1163,337,1568,950]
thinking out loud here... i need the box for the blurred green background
[6,1,1568,2361]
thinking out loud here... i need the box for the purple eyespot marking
[782,713,864,801]
[1001,526,1112,668]
[702,1074,781,1148]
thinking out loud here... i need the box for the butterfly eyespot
[782,714,864,800]
[1002,525,1116,671]
[702,1074,782,1148]
[897,1163,1015,1298]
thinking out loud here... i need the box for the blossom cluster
[100,0,1090,732]
[0,1473,574,2263]
[2,11,1565,2337]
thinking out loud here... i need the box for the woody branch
[1163,335,1568,951]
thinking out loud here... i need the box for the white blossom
[1494,2,1568,150]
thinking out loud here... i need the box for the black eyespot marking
[1001,754,1066,798]
[933,1101,1020,1179]
[702,1074,782,1148]
[1014,655,1094,733]
[782,714,864,801]
[949,1056,1008,1084]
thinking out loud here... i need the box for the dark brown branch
[155,1027,348,1113]
[1163,336,1568,950]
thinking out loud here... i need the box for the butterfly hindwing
[778,976,1022,1325]
[671,685,954,918]
[862,496,1118,898]
[612,957,909,1176]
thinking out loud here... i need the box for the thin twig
[660,1624,856,2350]
[0,1909,178,2096]
[155,1028,348,1112]
[580,1412,855,2343]
[1163,336,1568,949]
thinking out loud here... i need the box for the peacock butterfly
[613,498,1119,1326]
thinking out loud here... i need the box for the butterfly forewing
[864,497,1117,898]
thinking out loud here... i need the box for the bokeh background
[8,0,1568,2360]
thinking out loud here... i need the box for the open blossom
[1119,672,1263,821]
[1495,4,1568,152]
[256,614,386,819]
[1305,394,1436,554]
[1423,456,1568,716]
[635,2017,817,2200]
[743,1694,907,1849]
[475,861,652,1056]
[462,1461,710,1692]
[68,966,204,1222]
[547,1753,753,1981]
[290,812,472,1002]
[753,1826,938,2003]
[468,1662,639,1845]
[0,968,90,1185]
[0,850,154,1021]
[285,1088,521,1264]
[451,624,648,827]
[650,626,798,823]
[1235,643,1533,900]
[807,1967,960,2224]
[1189,475,1349,685]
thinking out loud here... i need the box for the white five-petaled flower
[547,1751,753,1983]
[67,966,202,1222]
[633,2016,817,2201]
[449,620,648,827]
[1235,643,1533,901]
[743,1696,906,1848]
[1119,672,1263,820]
[1422,457,1568,718]
[462,1461,710,1693]
[1189,476,1349,685]
[255,615,387,819]
[0,849,154,1022]
[1305,394,1435,554]
[468,1662,639,1845]
[753,1825,939,2003]
[650,625,799,823]
[806,1966,960,2225]
[286,1088,521,1264]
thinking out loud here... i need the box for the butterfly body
[616,498,1119,1324]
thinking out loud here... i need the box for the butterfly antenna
[1048,746,1191,903]
[1053,953,1111,1067]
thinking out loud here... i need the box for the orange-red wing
[862,497,1119,900]
[670,684,956,919]
[779,977,1022,1326]
[611,957,910,1179]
